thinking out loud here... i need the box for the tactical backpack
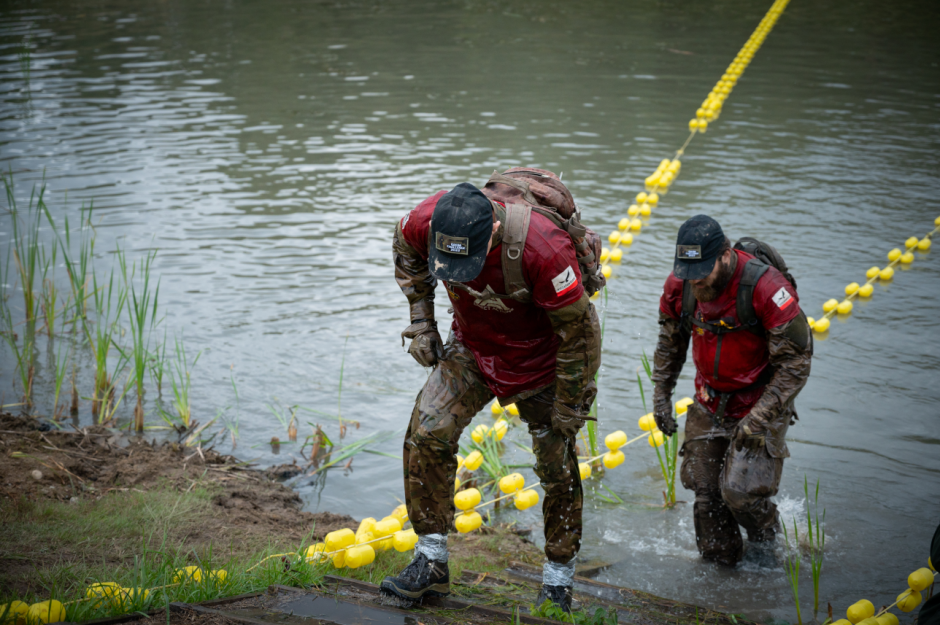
[471,167,606,303]
[680,236,799,335]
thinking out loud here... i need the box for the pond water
[2,0,939,620]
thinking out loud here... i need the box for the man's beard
[691,257,735,303]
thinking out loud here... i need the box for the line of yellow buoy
[597,0,791,287]
[808,220,937,334]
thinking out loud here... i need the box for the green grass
[118,247,161,431]
[804,476,825,618]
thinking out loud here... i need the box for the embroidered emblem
[772,287,794,310]
[551,266,578,296]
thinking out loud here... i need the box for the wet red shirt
[400,191,584,398]
[660,249,800,418]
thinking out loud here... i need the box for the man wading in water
[652,215,812,567]
[382,171,603,611]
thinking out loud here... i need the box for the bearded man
[652,214,812,566]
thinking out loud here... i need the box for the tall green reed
[782,518,803,625]
[88,264,129,421]
[805,476,826,618]
[39,238,59,337]
[638,352,679,506]
[119,248,161,431]
[161,336,200,429]
[4,175,43,328]
[52,341,70,419]
[61,202,95,322]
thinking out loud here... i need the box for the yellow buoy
[822,299,839,312]
[648,430,665,447]
[455,511,482,533]
[636,192,648,204]
[603,450,625,469]
[391,503,408,523]
[837,301,853,315]
[305,543,327,562]
[513,489,539,510]
[640,204,652,217]
[610,248,623,262]
[879,267,894,280]
[647,192,659,206]
[331,550,346,569]
[831,620,852,625]
[875,614,899,625]
[454,488,481,511]
[905,236,919,249]
[0,601,29,624]
[813,317,831,333]
[471,424,490,444]
[490,401,503,415]
[392,528,419,552]
[935,216,940,227]
[455,454,465,472]
[455,476,461,492]
[845,283,859,295]
[696,108,706,119]
[609,231,621,244]
[847,600,874,624]
[507,403,519,415]
[918,238,932,251]
[659,158,671,169]
[660,172,674,186]
[374,517,403,538]
[345,545,375,569]
[464,449,483,471]
[897,589,922,613]
[638,413,657,431]
[676,397,694,413]
[807,316,816,329]
[630,219,642,231]
[929,556,935,572]
[887,248,902,261]
[645,175,660,189]
[900,252,914,264]
[26,602,66,625]
[600,247,610,263]
[908,567,934,592]
[493,419,508,440]
[357,517,377,536]
[605,430,627,451]
[620,233,634,245]
[174,566,202,583]
[579,462,592,480]
[602,265,612,278]
[498,472,525,494]
[325,528,355,552]
[621,214,634,227]
[689,119,699,132]
[866,266,880,279]
[697,120,708,133]
[856,618,878,625]
[857,284,873,297]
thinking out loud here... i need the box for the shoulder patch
[401,212,410,228]
[772,286,794,310]
[552,266,578,297]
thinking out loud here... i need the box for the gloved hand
[734,412,769,452]
[653,389,677,436]
[401,320,443,367]
[551,402,587,439]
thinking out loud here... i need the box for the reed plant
[60,202,96,322]
[267,399,299,442]
[782,517,803,625]
[52,341,70,419]
[638,353,678,506]
[149,328,168,393]
[0,302,34,408]
[88,265,129,420]
[119,248,161,431]
[162,336,200,429]
[4,175,43,327]
[39,239,60,337]
[804,476,826,618]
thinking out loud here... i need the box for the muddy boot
[535,584,573,613]
[379,552,449,604]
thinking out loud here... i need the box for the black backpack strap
[736,259,770,335]
[680,280,696,330]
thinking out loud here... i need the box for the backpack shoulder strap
[680,280,696,328]
[737,259,770,334]
[502,203,532,303]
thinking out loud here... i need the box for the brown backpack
[478,168,606,302]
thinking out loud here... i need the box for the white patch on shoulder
[401,212,410,228]
[772,286,794,310]
[552,266,578,296]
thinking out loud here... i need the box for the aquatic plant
[782,517,803,625]
[638,352,678,506]
[805,476,826,618]
[266,399,299,442]
[60,201,96,322]
[119,248,161,431]
[162,336,200,429]
[52,341,70,419]
[39,239,60,337]
[5,175,43,327]
[88,264,129,420]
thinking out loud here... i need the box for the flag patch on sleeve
[772,287,794,309]
[552,266,578,296]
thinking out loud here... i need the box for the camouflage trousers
[403,337,582,564]
[679,401,784,566]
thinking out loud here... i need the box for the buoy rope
[872,569,938,618]
[454,484,541,519]
[600,0,791,280]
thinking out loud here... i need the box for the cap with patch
[673,214,726,280]
[429,182,494,282]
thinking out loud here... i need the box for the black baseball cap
[673,215,726,280]
[428,183,494,282]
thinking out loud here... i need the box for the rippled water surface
[2,0,939,619]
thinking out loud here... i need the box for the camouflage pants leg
[720,437,784,543]
[403,338,493,536]
[679,402,743,566]
[517,389,582,564]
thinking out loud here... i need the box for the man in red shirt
[381,181,601,610]
[652,215,812,566]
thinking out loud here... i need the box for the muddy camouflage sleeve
[746,317,813,451]
[546,293,602,414]
[393,222,437,322]
[651,313,692,414]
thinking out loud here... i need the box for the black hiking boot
[379,552,450,604]
[535,584,573,614]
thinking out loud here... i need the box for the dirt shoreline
[0,412,541,599]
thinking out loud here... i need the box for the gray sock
[415,533,448,563]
